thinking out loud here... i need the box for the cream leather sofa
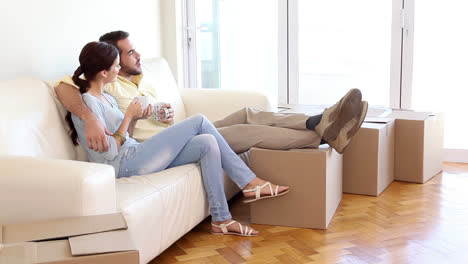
[0,58,271,263]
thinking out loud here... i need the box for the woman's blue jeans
[118,114,256,221]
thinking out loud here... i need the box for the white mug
[134,95,151,109]
[153,102,170,120]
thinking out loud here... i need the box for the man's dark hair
[99,30,129,54]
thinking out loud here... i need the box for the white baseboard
[444,149,468,163]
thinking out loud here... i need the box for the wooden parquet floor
[150,163,468,264]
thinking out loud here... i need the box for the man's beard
[120,65,142,76]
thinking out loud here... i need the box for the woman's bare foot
[211,219,259,236]
[242,177,290,199]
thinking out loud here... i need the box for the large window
[186,0,401,107]
[184,0,468,159]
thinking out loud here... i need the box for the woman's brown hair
[65,41,119,145]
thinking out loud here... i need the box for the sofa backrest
[0,78,78,160]
[0,58,185,160]
[140,58,186,123]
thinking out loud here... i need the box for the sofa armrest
[181,88,273,122]
[0,156,116,224]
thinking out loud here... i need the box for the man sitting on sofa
[55,30,368,155]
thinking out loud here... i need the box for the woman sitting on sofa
[65,41,289,237]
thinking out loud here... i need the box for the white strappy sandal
[211,220,257,237]
[242,181,290,204]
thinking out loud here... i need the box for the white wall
[0,0,162,81]
[160,0,185,87]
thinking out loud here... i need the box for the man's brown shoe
[315,89,368,153]
[327,101,368,153]
[315,88,362,142]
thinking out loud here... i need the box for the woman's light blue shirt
[71,93,139,176]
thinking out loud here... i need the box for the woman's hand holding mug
[126,98,144,120]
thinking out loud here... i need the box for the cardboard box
[387,111,445,183]
[0,213,139,264]
[343,118,395,196]
[279,104,444,184]
[249,146,342,229]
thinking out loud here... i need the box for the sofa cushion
[0,78,77,160]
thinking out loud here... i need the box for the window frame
[183,0,197,88]
[185,0,407,108]
[286,0,405,107]
[183,0,468,162]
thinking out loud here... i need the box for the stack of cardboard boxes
[0,213,139,264]
[249,106,444,229]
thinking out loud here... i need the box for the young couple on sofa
[55,31,368,237]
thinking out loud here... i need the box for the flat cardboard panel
[387,111,431,120]
[36,240,72,263]
[364,117,393,124]
[0,240,139,264]
[366,107,393,117]
[249,147,342,229]
[69,230,136,256]
[41,251,139,264]
[0,242,37,264]
[2,213,127,244]
[0,213,138,264]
